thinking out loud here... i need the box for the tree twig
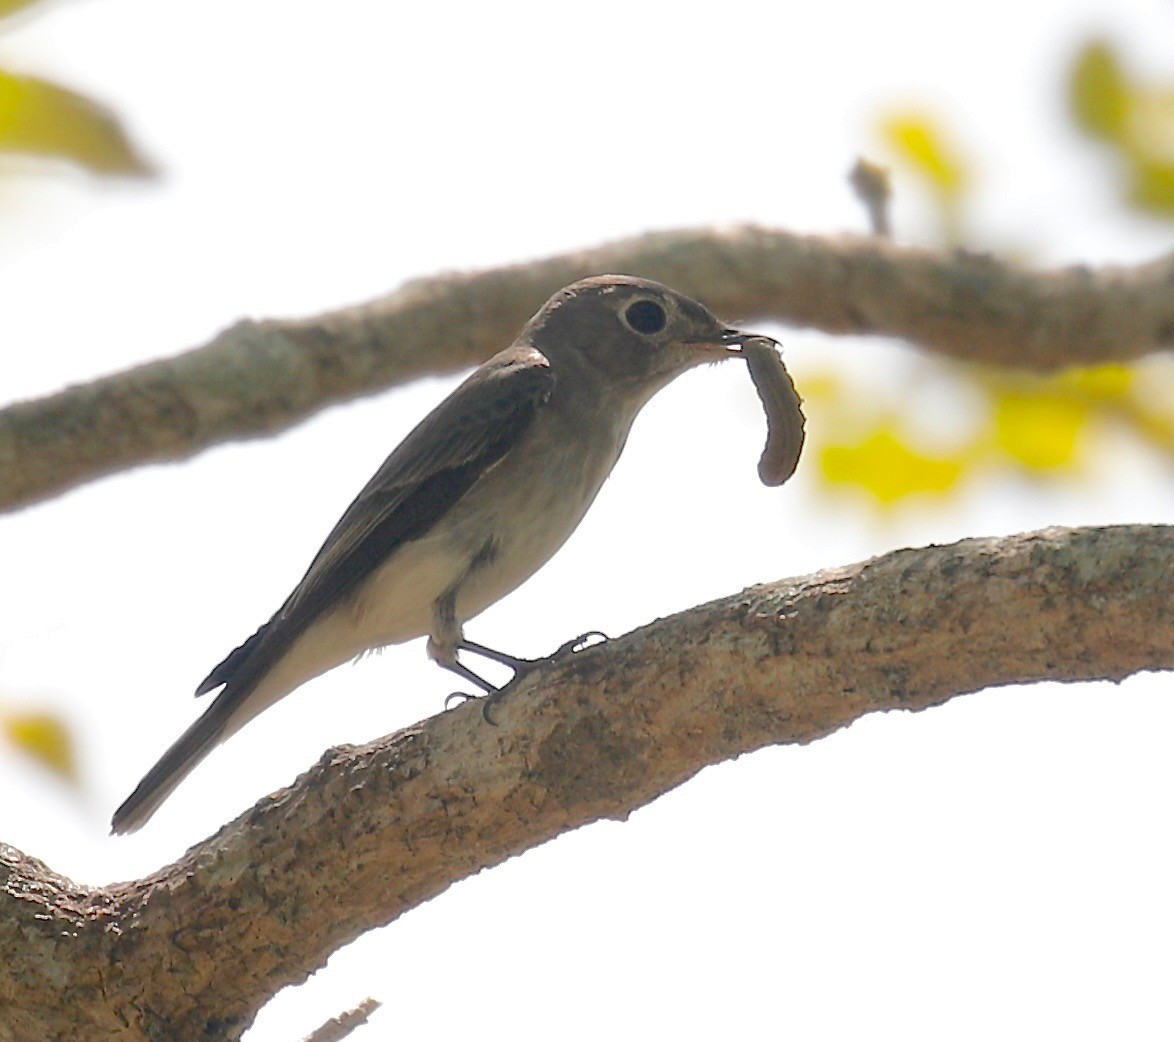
[2,226,1171,514]
[300,999,381,1042]
[1,523,1169,1041]
[849,158,894,236]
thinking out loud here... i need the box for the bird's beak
[700,328,777,358]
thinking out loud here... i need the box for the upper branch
[2,226,1171,514]
[1,524,1170,1041]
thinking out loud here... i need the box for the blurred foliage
[802,358,1174,511]
[1069,38,1174,216]
[0,0,154,177]
[826,34,1173,512]
[1,0,140,799]
[1,702,79,783]
[0,70,154,175]
[878,110,970,244]
[820,422,968,505]
[1070,40,1131,141]
[0,0,44,18]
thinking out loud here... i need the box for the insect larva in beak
[743,336,806,487]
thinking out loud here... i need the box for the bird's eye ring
[623,299,667,336]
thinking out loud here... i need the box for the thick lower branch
[0,524,1170,1041]
[2,227,1171,513]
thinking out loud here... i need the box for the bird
[111,274,774,833]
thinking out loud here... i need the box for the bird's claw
[443,687,505,724]
[556,630,609,657]
[481,687,507,726]
[444,690,477,710]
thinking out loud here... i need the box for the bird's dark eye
[623,299,667,335]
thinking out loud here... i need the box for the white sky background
[1,0,1172,1038]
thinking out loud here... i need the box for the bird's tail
[110,697,235,835]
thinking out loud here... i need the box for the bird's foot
[446,631,610,724]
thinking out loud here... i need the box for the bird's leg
[433,643,501,716]
[429,590,499,711]
[433,652,507,724]
[436,638,525,723]
[431,589,611,721]
[455,639,537,674]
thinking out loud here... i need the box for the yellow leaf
[879,112,969,198]
[993,392,1089,471]
[0,69,155,176]
[3,710,78,783]
[819,423,967,505]
[1069,40,1131,143]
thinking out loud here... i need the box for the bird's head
[522,275,768,400]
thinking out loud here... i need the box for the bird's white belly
[453,458,608,623]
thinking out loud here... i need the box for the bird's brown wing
[195,344,554,699]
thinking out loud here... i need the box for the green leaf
[1068,39,1173,219]
[3,709,79,784]
[1054,364,1134,401]
[1129,160,1174,213]
[0,69,155,176]
[0,0,51,21]
[1069,40,1131,143]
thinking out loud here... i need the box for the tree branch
[1,524,1170,1041]
[2,226,1171,514]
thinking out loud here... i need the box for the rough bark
[1,523,1170,1042]
[1,226,1171,513]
